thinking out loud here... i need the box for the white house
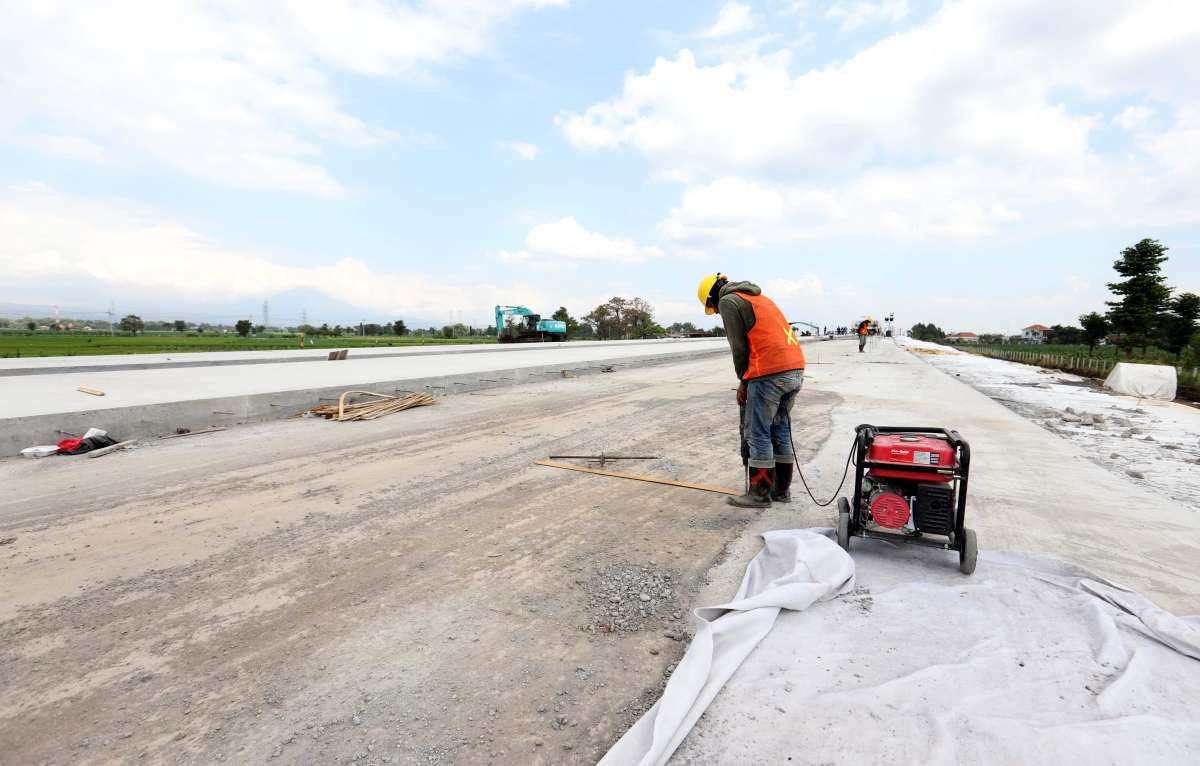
[1021,324,1049,344]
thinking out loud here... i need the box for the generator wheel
[836,497,851,551]
[959,528,978,575]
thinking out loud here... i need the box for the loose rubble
[585,562,681,634]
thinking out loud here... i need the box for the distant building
[1021,324,1049,344]
[946,332,979,344]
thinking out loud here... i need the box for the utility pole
[360,319,365,336]
[108,300,115,336]
[262,301,269,330]
[300,308,307,326]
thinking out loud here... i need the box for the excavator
[495,305,567,343]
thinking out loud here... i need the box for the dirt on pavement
[0,354,838,765]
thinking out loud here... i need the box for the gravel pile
[1060,406,1110,428]
[585,562,682,634]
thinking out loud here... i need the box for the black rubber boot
[772,462,793,502]
[727,466,774,508]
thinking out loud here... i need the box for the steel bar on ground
[534,459,739,495]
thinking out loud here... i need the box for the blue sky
[2,0,1198,333]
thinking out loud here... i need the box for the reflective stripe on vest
[739,292,806,380]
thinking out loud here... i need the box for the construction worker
[857,317,871,352]
[697,273,806,508]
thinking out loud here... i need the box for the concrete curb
[0,338,717,377]
[3,346,727,456]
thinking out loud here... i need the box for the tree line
[916,238,1199,361]
[7,296,731,343]
[550,298,724,340]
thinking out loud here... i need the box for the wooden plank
[87,440,137,458]
[534,459,740,496]
[77,386,105,396]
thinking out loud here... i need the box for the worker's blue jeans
[743,369,805,468]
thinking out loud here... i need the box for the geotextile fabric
[601,530,1200,766]
[1104,362,1178,400]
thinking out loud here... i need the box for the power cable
[791,434,856,508]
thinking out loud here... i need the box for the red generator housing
[837,425,977,574]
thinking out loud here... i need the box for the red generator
[837,425,977,574]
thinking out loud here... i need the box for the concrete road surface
[0,338,727,418]
[2,338,1196,765]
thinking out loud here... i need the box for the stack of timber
[301,390,437,422]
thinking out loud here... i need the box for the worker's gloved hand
[736,382,748,406]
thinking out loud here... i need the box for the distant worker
[857,317,871,353]
[697,273,806,509]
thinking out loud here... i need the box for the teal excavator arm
[495,305,533,336]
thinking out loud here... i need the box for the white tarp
[601,530,1200,766]
[599,530,855,766]
[1104,362,1177,400]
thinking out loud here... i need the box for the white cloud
[765,275,824,298]
[659,177,788,248]
[703,2,756,38]
[660,169,1043,246]
[0,0,566,196]
[0,184,541,317]
[502,141,542,160]
[24,135,112,164]
[561,0,1200,249]
[504,217,664,266]
[1113,104,1153,131]
[825,0,910,32]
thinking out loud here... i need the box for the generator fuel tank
[866,433,956,483]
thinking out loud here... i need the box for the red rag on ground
[57,438,83,452]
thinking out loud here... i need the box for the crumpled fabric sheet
[1103,361,1177,400]
[599,530,856,766]
[607,530,1200,766]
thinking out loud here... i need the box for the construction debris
[20,445,59,458]
[77,386,106,396]
[87,440,137,459]
[301,390,437,422]
[160,426,226,440]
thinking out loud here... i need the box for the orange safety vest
[739,292,806,380]
[858,323,869,336]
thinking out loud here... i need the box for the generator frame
[837,424,978,574]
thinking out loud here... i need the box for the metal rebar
[548,455,660,460]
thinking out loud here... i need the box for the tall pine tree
[1106,238,1171,352]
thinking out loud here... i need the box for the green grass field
[967,342,1191,366]
[0,332,496,358]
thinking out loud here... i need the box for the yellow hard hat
[697,273,725,315]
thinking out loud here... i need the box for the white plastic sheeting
[599,530,855,766]
[614,531,1200,766]
[1104,362,1178,400]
